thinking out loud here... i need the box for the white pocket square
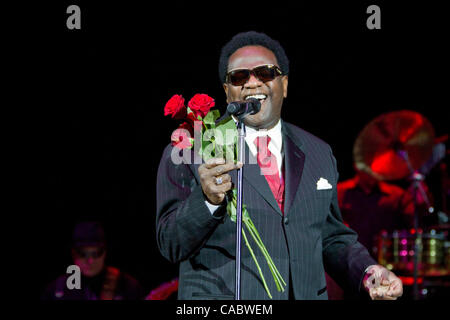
[316,177,332,190]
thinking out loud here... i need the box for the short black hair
[218,31,289,83]
[72,221,106,248]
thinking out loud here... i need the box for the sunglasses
[226,64,283,86]
[75,247,105,259]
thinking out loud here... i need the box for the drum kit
[353,110,449,299]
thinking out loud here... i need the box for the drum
[375,228,448,276]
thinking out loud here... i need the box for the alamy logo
[66,265,81,290]
[66,5,81,30]
[366,5,381,30]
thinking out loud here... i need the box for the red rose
[187,94,215,119]
[171,122,193,149]
[164,94,186,119]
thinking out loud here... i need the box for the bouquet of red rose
[164,93,286,299]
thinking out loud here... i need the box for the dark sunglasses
[226,64,283,86]
[75,247,105,259]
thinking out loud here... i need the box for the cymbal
[354,110,435,181]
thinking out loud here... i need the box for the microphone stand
[235,118,245,300]
[226,98,260,300]
[398,150,434,300]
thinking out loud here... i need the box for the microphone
[227,98,261,118]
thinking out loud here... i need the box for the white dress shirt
[205,119,284,214]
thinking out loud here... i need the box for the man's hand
[363,265,403,300]
[198,158,243,205]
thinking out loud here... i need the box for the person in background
[337,167,416,257]
[41,221,145,300]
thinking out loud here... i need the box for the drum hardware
[354,110,450,299]
[375,229,447,276]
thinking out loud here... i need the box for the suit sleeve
[155,145,227,263]
[321,146,377,294]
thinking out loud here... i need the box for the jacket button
[284,217,289,225]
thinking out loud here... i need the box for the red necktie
[254,136,285,214]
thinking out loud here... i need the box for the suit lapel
[282,122,305,216]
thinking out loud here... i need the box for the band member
[338,167,416,256]
[41,221,144,300]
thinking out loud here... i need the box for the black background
[41,1,449,297]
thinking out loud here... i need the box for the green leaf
[215,117,237,143]
[214,116,238,162]
[203,109,220,126]
[201,140,215,162]
[216,117,237,136]
[201,128,218,161]
[227,198,237,223]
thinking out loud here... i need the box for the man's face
[72,245,106,277]
[223,45,288,130]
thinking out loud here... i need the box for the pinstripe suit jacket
[156,120,376,300]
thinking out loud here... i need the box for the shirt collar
[245,119,283,153]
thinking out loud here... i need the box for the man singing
[156,31,403,300]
